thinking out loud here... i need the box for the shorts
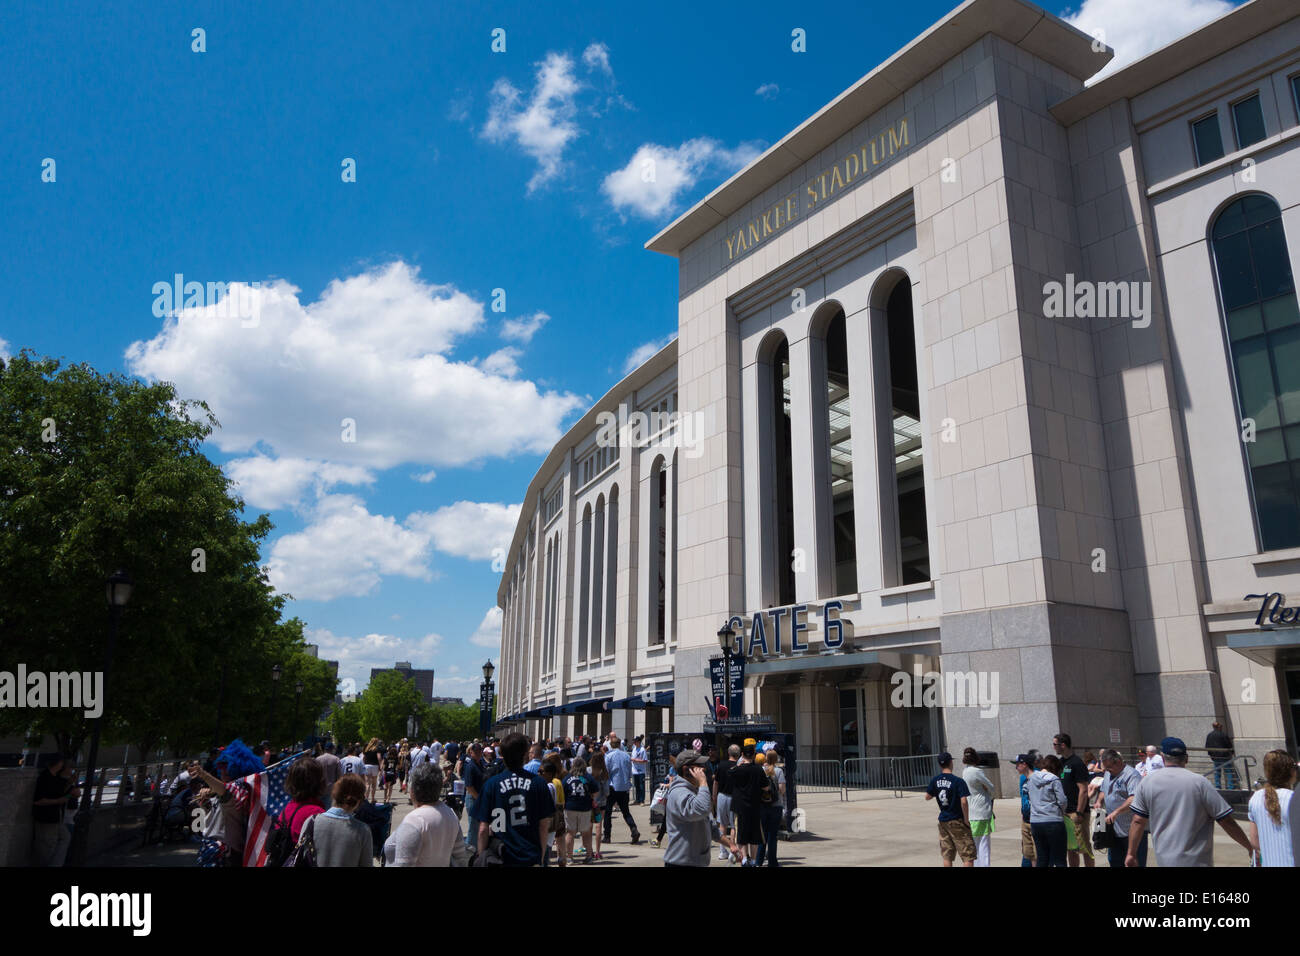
[1020,820,1036,860]
[565,809,592,834]
[938,819,976,863]
[716,793,733,829]
[1065,811,1094,858]
[365,764,379,777]
[734,805,761,845]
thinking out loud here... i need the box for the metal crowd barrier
[797,754,946,801]
[794,759,843,795]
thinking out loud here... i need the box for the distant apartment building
[371,661,436,704]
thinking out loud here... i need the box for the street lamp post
[265,664,281,744]
[294,680,303,747]
[480,659,495,739]
[715,621,737,764]
[67,569,133,866]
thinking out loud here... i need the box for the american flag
[238,751,306,867]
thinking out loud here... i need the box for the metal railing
[797,754,947,800]
[794,759,843,794]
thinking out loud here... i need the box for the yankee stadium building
[494,0,1300,791]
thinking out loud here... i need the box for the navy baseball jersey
[926,772,970,822]
[472,768,556,865]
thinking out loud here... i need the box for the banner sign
[709,656,745,718]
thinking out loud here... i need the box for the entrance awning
[605,689,675,710]
[745,650,880,675]
[1225,630,1300,667]
[523,705,557,718]
[554,697,613,715]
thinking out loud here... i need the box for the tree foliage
[0,353,334,756]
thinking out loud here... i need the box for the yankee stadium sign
[722,115,914,263]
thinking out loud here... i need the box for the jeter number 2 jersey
[474,769,556,865]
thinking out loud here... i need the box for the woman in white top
[1247,749,1296,867]
[961,747,996,867]
[384,761,469,867]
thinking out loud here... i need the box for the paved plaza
[89,789,1253,868]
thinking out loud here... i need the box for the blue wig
[214,738,264,780]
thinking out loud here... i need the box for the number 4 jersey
[472,768,556,865]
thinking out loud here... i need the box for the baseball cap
[1010,753,1034,766]
[675,750,710,773]
[937,752,953,766]
[1160,736,1187,757]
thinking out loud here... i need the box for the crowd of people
[32,719,1288,869]
[925,730,1294,868]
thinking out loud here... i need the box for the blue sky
[0,0,1237,700]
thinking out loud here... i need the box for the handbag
[285,814,319,868]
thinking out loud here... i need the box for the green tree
[0,352,335,756]
[329,699,362,748]
[358,670,423,742]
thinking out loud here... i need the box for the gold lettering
[737,229,748,253]
[748,222,760,245]
[773,202,784,230]
[892,118,909,151]
[806,183,818,207]
[761,208,774,237]
[726,234,737,260]
[829,165,844,193]
[845,153,860,182]
[786,194,798,221]
[818,172,829,200]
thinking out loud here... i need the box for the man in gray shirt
[1099,748,1144,867]
[1127,737,1251,867]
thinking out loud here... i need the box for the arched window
[591,497,605,659]
[605,486,619,657]
[880,276,929,582]
[1213,194,1300,550]
[822,308,856,594]
[670,452,678,643]
[578,504,592,663]
[764,335,797,605]
[650,457,667,645]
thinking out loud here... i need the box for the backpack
[265,806,299,867]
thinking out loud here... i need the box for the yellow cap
[744,738,757,747]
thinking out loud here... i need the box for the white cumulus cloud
[407,500,522,562]
[0,337,10,362]
[265,493,436,600]
[306,626,444,695]
[582,42,612,75]
[125,261,583,471]
[265,496,520,601]
[755,83,779,100]
[603,138,763,220]
[1064,0,1239,84]
[225,455,373,511]
[469,606,503,648]
[483,52,583,192]
[623,333,677,374]
[500,311,550,343]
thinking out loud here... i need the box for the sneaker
[630,833,642,846]
[592,851,603,861]
[583,853,596,864]
[718,848,730,861]
[649,839,660,848]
